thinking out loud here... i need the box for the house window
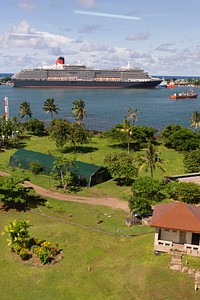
[192,233,200,245]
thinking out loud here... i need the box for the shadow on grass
[114,178,134,186]
[0,195,47,212]
[27,194,47,209]
[3,141,27,150]
[61,145,99,154]
[28,131,49,137]
[108,143,141,151]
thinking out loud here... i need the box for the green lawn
[0,135,198,299]
[0,134,185,199]
[0,200,199,300]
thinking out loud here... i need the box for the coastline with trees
[1,95,200,298]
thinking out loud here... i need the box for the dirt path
[0,171,129,212]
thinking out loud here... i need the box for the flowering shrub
[34,241,53,265]
[2,220,62,265]
[19,248,29,260]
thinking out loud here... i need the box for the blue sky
[0,0,200,75]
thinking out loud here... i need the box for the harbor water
[0,84,199,132]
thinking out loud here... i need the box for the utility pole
[4,96,9,121]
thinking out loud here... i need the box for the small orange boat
[167,81,176,88]
[170,89,198,100]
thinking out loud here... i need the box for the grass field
[0,198,199,300]
[1,134,197,299]
[0,134,185,199]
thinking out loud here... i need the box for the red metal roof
[150,202,200,233]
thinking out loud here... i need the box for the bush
[161,125,200,151]
[131,177,165,202]
[26,118,45,135]
[104,152,138,185]
[165,181,200,204]
[128,196,152,217]
[29,161,44,175]
[183,149,200,173]
[2,221,62,265]
[34,241,55,265]
[19,248,30,260]
[12,243,22,254]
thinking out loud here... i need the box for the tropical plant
[183,149,200,173]
[71,99,87,123]
[120,120,133,154]
[131,177,165,202]
[105,124,157,152]
[19,101,32,121]
[165,181,200,204]
[128,196,152,217]
[2,221,61,265]
[43,98,59,119]
[51,156,77,189]
[190,111,200,131]
[0,115,21,141]
[104,152,138,185]
[125,107,138,125]
[0,175,31,209]
[29,161,44,174]
[68,123,91,151]
[26,118,45,135]
[134,141,166,179]
[34,241,53,265]
[161,124,200,151]
[2,220,32,247]
[49,119,71,148]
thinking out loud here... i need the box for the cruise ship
[12,57,162,89]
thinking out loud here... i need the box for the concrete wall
[160,229,180,243]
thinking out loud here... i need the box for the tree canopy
[104,152,138,185]
[71,99,87,124]
[183,149,200,173]
[161,124,200,151]
[134,141,166,179]
[43,98,59,118]
[19,101,32,121]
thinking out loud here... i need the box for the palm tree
[120,119,132,154]
[19,101,32,121]
[190,111,200,131]
[71,99,87,123]
[134,140,166,179]
[43,98,59,119]
[125,107,138,125]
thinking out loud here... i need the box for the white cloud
[5,21,73,50]
[125,31,150,41]
[155,43,176,52]
[17,0,38,10]
[12,20,36,35]
[79,24,102,34]
[80,42,114,52]
[76,0,97,8]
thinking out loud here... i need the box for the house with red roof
[150,202,200,257]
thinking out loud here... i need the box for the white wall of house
[159,229,193,244]
[160,229,180,243]
[186,232,192,244]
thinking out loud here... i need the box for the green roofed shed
[9,148,110,187]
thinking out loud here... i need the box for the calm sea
[0,75,200,132]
